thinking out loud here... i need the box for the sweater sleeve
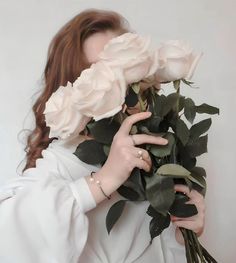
[0,148,96,263]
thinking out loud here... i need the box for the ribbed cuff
[69,176,97,213]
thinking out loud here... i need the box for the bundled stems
[174,80,217,263]
[179,228,218,263]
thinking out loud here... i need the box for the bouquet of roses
[44,33,219,262]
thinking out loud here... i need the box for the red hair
[22,8,130,173]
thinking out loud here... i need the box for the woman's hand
[101,111,168,184]
[88,111,168,204]
[171,184,206,245]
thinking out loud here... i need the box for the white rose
[73,61,126,121]
[43,81,91,139]
[155,40,202,82]
[98,32,160,84]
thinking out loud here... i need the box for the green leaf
[130,125,138,135]
[131,82,140,94]
[190,118,212,141]
[117,185,140,201]
[106,200,127,234]
[125,85,139,107]
[181,79,194,86]
[184,98,196,124]
[87,118,120,144]
[149,213,170,242]
[146,205,160,217]
[192,182,207,197]
[103,145,110,156]
[145,175,175,215]
[169,141,177,164]
[181,154,196,170]
[195,103,219,115]
[176,119,190,146]
[147,115,163,133]
[169,192,198,218]
[162,93,179,116]
[138,92,147,111]
[190,167,207,196]
[178,142,197,170]
[154,95,167,117]
[138,114,163,133]
[148,132,175,157]
[157,164,191,177]
[178,95,186,112]
[184,178,193,191]
[191,166,207,178]
[73,140,106,164]
[127,168,145,192]
[120,168,146,200]
[186,135,208,158]
[138,126,163,137]
[188,174,205,188]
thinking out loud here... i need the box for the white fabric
[0,135,186,263]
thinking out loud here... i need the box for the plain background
[0,0,235,262]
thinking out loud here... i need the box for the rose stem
[180,228,193,263]
[190,230,205,262]
[186,229,199,262]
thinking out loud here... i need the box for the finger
[174,184,194,199]
[172,220,199,232]
[174,184,191,195]
[172,219,204,235]
[174,204,203,219]
[171,215,197,222]
[185,195,205,206]
[134,157,151,172]
[118,112,152,135]
[174,185,204,204]
[132,134,168,146]
[186,190,204,202]
[185,199,205,216]
[129,147,152,166]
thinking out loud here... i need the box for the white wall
[0,0,235,262]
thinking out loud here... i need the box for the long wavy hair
[21,9,130,173]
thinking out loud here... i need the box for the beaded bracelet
[89,171,111,200]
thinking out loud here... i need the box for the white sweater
[0,135,186,263]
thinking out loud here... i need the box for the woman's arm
[0,149,97,263]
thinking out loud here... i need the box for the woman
[0,9,205,263]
